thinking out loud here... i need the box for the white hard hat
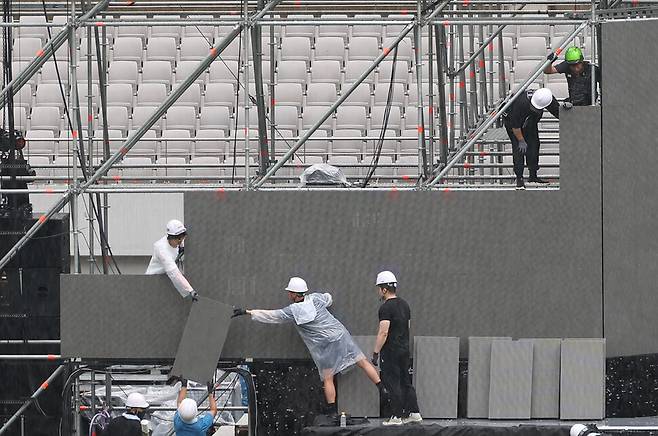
[376,271,397,286]
[530,88,553,110]
[178,398,198,424]
[285,277,308,293]
[125,393,149,409]
[166,219,186,236]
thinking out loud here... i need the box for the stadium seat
[327,155,360,177]
[336,106,367,131]
[275,83,304,107]
[77,60,100,84]
[385,14,413,37]
[117,15,148,42]
[341,82,372,107]
[513,60,543,86]
[344,61,375,85]
[378,61,409,84]
[185,15,216,40]
[30,106,60,133]
[195,129,228,156]
[281,37,312,63]
[248,60,272,84]
[373,83,405,107]
[549,82,569,100]
[485,37,514,61]
[302,106,333,132]
[273,105,300,131]
[172,84,202,109]
[407,83,439,106]
[382,37,413,63]
[289,155,324,178]
[13,85,33,109]
[283,14,316,39]
[25,130,56,156]
[277,61,308,85]
[173,61,205,85]
[310,60,342,85]
[519,20,550,38]
[12,37,42,61]
[352,14,382,39]
[35,84,64,107]
[298,130,329,154]
[348,37,380,61]
[150,15,183,40]
[105,83,134,109]
[122,157,155,180]
[108,61,140,89]
[221,156,254,181]
[208,60,239,83]
[78,36,105,62]
[204,83,236,108]
[165,106,197,131]
[368,155,394,180]
[306,83,337,106]
[180,37,211,61]
[403,106,433,131]
[217,14,240,38]
[28,156,52,181]
[159,155,189,181]
[219,39,242,61]
[129,129,158,156]
[396,155,419,179]
[233,107,262,129]
[241,83,270,107]
[13,61,37,89]
[331,129,363,155]
[77,83,100,109]
[146,37,178,65]
[131,106,165,133]
[91,129,121,156]
[399,128,420,155]
[16,16,48,42]
[365,129,398,155]
[39,61,69,85]
[161,129,194,155]
[318,15,349,39]
[516,37,548,61]
[314,37,346,61]
[199,106,231,132]
[370,105,401,131]
[112,37,144,63]
[136,83,167,107]
[100,107,129,132]
[142,61,173,88]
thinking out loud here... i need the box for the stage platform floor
[301,417,658,435]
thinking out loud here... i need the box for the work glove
[232,307,248,318]
[371,352,379,367]
[517,140,528,154]
[207,382,214,393]
[562,101,573,110]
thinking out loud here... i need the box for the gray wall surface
[602,20,658,357]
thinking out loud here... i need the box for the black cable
[362,46,399,188]
[231,12,244,185]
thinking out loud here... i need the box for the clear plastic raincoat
[250,293,365,380]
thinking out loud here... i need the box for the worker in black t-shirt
[103,393,149,436]
[502,87,560,189]
[544,46,601,106]
[371,271,422,426]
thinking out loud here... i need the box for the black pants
[505,124,540,179]
[380,348,420,418]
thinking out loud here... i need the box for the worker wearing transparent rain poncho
[232,277,387,418]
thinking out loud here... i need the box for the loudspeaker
[0,214,70,272]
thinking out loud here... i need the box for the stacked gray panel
[520,338,561,419]
[560,339,606,420]
[467,337,511,418]
[337,336,378,418]
[413,336,459,418]
[488,340,533,419]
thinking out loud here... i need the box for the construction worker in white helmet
[173,378,217,436]
[232,276,388,421]
[145,219,198,300]
[103,392,149,436]
[372,271,422,426]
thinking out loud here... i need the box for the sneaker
[515,178,525,190]
[528,175,549,184]
[382,416,404,426]
[402,413,423,424]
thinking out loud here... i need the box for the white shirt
[146,236,194,298]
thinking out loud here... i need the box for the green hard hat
[565,46,584,64]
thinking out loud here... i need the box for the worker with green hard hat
[545,46,601,106]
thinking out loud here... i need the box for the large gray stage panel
[467,337,511,419]
[560,339,606,420]
[337,336,379,418]
[602,20,658,357]
[488,340,533,419]
[521,338,561,419]
[413,336,460,419]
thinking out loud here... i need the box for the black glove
[371,352,379,367]
[232,307,247,318]
[207,382,214,393]
[517,140,528,154]
[562,101,573,110]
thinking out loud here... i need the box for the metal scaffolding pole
[252,0,270,175]
[69,0,81,274]
[253,0,454,187]
[0,0,285,272]
[434,23,449,166]
[425,22,588,188]
[415,0,428,178]
[0,365,67,435]
[0,0,110,108]
[243,0,251,188]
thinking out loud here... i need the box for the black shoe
[528,175,549,184]
[515,178,525,190]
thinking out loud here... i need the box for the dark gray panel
[520,338,561,419]
[488,340,533,419]
[602,21,658,357]
[60,275,191,358]
[337,336,379,418]
[171,297,233,384]
[413,336,459,419]
[467,337,511,418]
[560,339,606,420]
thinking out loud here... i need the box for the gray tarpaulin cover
[300,164,349,186]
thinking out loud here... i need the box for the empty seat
[157,155,188,181]
[172,83,202,109]
[403,106,433,131]
[281,37,312,62]
[327,155,360,177]
[106,83,134,109]
[273,105,300,131]
[373,83,405,107]
[336,106,367,131]
[100,106,129,132]
[368,155,394,180]
[240,83,270,107]
[77,60,100,84]
[78,35,105,62]
[35,83,64,107]
[131,106,164,133]
[407,83,439,106]
[146,37,178,65]
[513,60,543,85]
[128,129,158,156]
[486,37,514,61]
[39,61,69,85]
[298,130,329,154]
[13,61,37,89]
[314,36,346,61]
[344,61,375,85]
[233,107,260,129]
[108,61,140,88]
[16,16,48,42]
[112,37,144,63]
[217,14,240,38]
[549,82,569,99]
[77,83,100,109]
[122,157,155,180]
[248,60,273,84]
[161,129,193,155]
[365,129,398,155]
[191,156,221,183]
[136,83,167,106]
[195,129,227,156]
[331,129,363,155]
[382,37,413,63]
[385,14,412,37]
[289,155,324,178]
[218,39,242,61]
[13,85,33,109]
[318,16,349,39]
[310,60,342,85]
[180,37,211,61]
[277,61,308,85]
[208,60,239,83]
[397,155,419,178]
[283,14,316,38]
[117,15,148,42]
[352,14,382,39]
[371,106,401,131]
[399,128,420,155]
[519,21,550,38]
[28,156,52,181]
[516,37,547,60]
[341,82,371,107]
[204,83,236,108]
[184,15,216,40]
[306,83,337,106]
[12,37,42,61]
[348,37,379,61]
[91,129,123,156]
[378,61,409,84]
[199,106,231,131]
[174,60,206,85]
[302,106,333,131]
[275,83,304,107]
[166,106,197,131]
[150,15,183,40]
[142,60,173,87]
[30,106,60,132]
[25,130,56,155]
[52,156,73,179]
